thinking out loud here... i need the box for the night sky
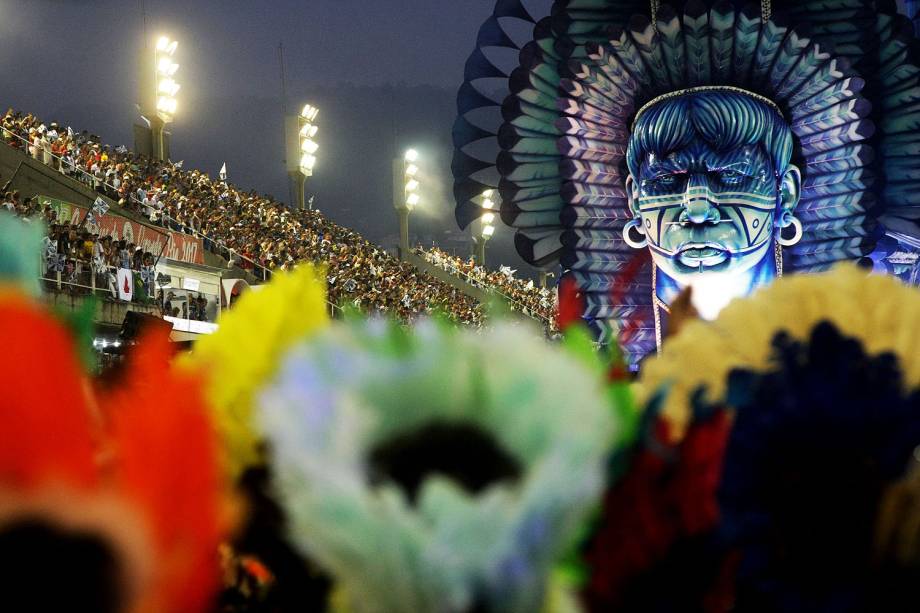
[1,0,538,272]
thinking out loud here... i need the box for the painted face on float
[625,90,802,285]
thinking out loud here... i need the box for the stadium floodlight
[286,103,320,209]
[297,104,319,178]
[393,148,422,258]
[149,35,180,161]
[402,149,420,210]
[300,154,317,171]
[302,104,319,122]
[475,188,499,265]
[158,78,180,96]
[153,36,180,125]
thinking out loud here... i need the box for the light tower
[285,104,319,210]
[393,148,419,258]
[151,36,179,161]
[474,189,496,266]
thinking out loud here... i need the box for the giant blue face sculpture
[625,89,802,295]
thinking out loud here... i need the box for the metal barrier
[40,260,161,305]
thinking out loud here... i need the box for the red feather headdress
[0,291,231,612]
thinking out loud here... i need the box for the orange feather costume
[0,290,231,612]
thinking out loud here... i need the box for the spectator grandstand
[3,195,220,321]
[416,246,556,323]
[2,108,485,325]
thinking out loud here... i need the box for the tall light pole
[474,189,496,266]
[285,104,319,210]
[152,36,180,161]
[393,148,419,259]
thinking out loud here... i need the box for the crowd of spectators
[1,191,215,319]
[1,108,484,326]
[417,246,556,322]
[161,289,212,322]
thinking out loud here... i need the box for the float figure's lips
[676,243,729,268]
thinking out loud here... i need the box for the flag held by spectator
[117,268,134,302]
[219,163,227,182]
[92,196,109,217]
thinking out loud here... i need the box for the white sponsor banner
[164,316,218,335]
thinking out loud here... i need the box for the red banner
[51,201,205,265]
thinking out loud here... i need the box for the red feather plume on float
[0,291,230,613]
[556,276,585,332]
[101,330,228,613]
[0,291,98,491]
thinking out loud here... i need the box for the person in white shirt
[40,133,52,165]
[92,165,104,191]
[61,151,75,176]
[41,233,56,274]
[29,130,40,160]
[143,192,157,219]
[149,202,163,224]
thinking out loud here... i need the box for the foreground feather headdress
[0,291,230,612]
[638,263,920,436]
[0,212,43,297]
[259,317,617,612]
[582,266,920,611]
[185,265,329,477]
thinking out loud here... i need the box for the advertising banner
[38,196,205,265]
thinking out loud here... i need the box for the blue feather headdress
[452,0,920,364]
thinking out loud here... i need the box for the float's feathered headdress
[453,0,920,363]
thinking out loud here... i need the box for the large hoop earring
[776,214,803,247]
[622,218,648,249]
